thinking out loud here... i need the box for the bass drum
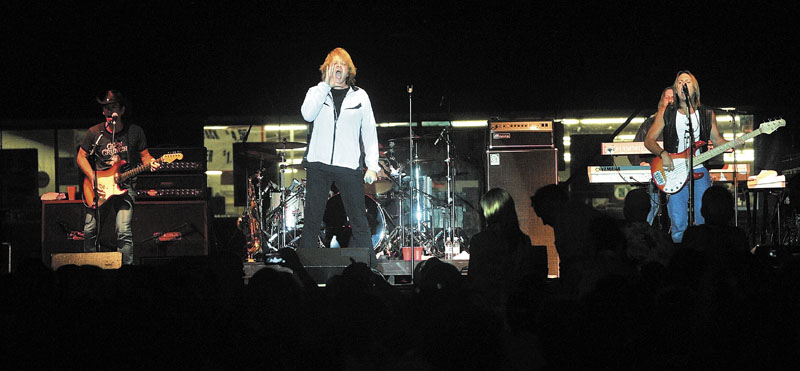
[322,194,385,252]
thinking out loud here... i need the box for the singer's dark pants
[301,164,375,267]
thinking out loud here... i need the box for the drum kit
[237,130,468,261]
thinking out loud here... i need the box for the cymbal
[265,140,307,149]
[235,143,281,161]
[387,135,422,142]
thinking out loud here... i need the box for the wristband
[658,150,666,157]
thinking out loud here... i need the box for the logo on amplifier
[490,153,501,166]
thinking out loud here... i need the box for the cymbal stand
[442,127,459,258]
[278,140,289,250]
[387,143,406,250]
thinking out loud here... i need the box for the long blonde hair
[673,70,701,107]
[319,47,357,86]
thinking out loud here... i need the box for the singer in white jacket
[299,47,380,267]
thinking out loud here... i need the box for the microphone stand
[407,84,416,281]
[729,110,740,227]
[442,126,458,258]
[683,90,696,226]
[88,132,103,253]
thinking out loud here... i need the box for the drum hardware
[438,126,461,259]
[274,139,307,249]
[239,170,268,261]
[237,139,309,258]
[373,125,469,259]
[321,194,388,254]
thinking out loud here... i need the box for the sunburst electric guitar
[83,152,183,208]
[650,119,785,194]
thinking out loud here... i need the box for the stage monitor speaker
[295,248,372,285]
[486,148,559,276]
[132,201,208,265]
[51,252,122,270]
[41,200,116,267]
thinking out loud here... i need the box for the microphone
[88,134,103,157]
[111,112,119,126]
[682,84,690,100]
[434,127,447,146]
[288,178,301,192]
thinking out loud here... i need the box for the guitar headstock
[160,152,184,163]
[760,119,786,134]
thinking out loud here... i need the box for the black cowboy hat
[96,90,126,106]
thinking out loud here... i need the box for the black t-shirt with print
[80,121,148,189]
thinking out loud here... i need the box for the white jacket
[301,82,380,172]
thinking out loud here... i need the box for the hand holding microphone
[364,170,377,184]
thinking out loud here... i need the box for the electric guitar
[651,119,785,193]
[82,152,183,208]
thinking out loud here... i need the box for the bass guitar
[651,119,785,193]
[83,152,183,208]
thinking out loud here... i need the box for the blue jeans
[83,195,134,265]
[646,182,660,225]
[667,167,710,243]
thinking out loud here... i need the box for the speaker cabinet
[41,200,116,267]
[42,200,208,266]
[486,148,559,276]
[133,201,208,264]
[295,248,372,285]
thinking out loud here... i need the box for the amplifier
[135,174,206,200]
[135,188,205,199]
[148,147,207,173]
[488,120,554,148]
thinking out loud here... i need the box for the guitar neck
[694,128,761,165]
[118,161,156,183]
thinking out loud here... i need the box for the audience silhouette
[2,184,798,369]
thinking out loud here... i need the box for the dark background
[2,1,799,269]
[2,1,798,170]
[3,2,798,127]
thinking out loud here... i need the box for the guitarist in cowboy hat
[76,90,159,265]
